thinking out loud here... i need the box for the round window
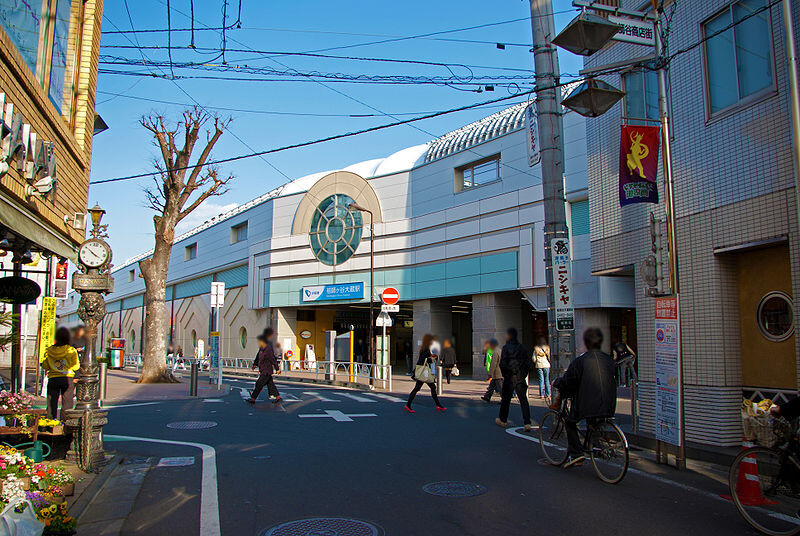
[757,291,794,342]
[309,194,363,266]
[239,327,247,349]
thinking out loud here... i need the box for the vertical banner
[37,297,57,364]
[51,258,68,299]
[654,296,681,446]
[619,125,660,206]
[208,332,219,380]
[551,238,574,331]
[524,103,541,167]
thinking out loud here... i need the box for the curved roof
[425,101,529,162]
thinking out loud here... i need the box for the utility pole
[529,0,572,373]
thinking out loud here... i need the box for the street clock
[78,239,111,269]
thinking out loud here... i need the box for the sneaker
[563,455,585,468]
[495,418,509,428]
[481,396,491,403]
[523,423,533,432]
[272,396,282,404]
[404,405,416,414]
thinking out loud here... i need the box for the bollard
[190,360,199,396]
[99,363,108,401]
[436,365,443,396]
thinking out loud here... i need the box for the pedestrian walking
[405,334,446,413]
[440,338,457,384]
[42,327,80,419]
[247,329,281,404]
[481,339,503,402]
[534,337,551,402]
[402,340,414,376]
[496,328,533,431]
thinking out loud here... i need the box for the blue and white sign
[302,282,364,302]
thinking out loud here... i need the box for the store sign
[608,15,655,46]
[0,93,58,191]
[551,239,574,331]
[37,297,56,364]
[299,330,312,339]
[0,276,40,304]
[524,104,541,167]
[302,282,364,302]
[654,296,681,447]
[51,258,68,299]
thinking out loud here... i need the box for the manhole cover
[422,481,486,497]
[261,518,382,536]
[166,421,218,430]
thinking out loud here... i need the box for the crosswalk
[233,385,404,405]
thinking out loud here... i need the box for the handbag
[452,365,460,377]
[414,364,434,384]
[0,500,45,536]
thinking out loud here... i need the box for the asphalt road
[102,376,760,536]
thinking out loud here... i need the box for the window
[309,194,363,266]
[703,0,775,116]
[128,269,135,282]
[623,68,659,122]
[185,243,197,261]
[456,155,501,192]
[129,330,136,346]
[757,291,794,342]
[191,330,197,349]
[239,327,247,349]
[231,222,248,244]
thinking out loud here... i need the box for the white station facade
[59,102,636,376]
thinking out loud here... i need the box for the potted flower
[37,418,63,435]
[39,502,76,535]
[45,467,74,496]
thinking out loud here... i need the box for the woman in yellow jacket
[42,327,81,419]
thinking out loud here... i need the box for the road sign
[210,281,225,307]
[381,304,399,313]
[381,287,399,305]
[654,296,681,447]
[375,312,393,327]
[551,238,575,331]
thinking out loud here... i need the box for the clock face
[79,240,109,268]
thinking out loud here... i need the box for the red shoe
[436,406,447,412]
[246,398,256,404]
[404,405,415,413]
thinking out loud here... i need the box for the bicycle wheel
[729,446,800,536]
[588,420,629,484]
[538,410,569,466]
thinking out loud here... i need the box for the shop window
[703,0,775,116]
[185,243,197,261]
[231,222,248,244]
[47,0,71,111]
[757,291,794,342]
[239,327,247,349]
[455,155,500,192]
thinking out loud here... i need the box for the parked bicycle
[538,397,629,484]
[728,416,800,535]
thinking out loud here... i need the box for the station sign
[381,287,400,305]
[302,282,364,302]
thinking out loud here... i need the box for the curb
[68,454,120,522]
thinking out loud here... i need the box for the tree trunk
[138,225,178,383]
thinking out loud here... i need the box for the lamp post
[348,203,375,378]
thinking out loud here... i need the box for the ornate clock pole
[66,203,114,471]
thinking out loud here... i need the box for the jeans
[407,380,442,408]
[251,373,279,399]
[498,376,531,425]
[536,367,551,397]
[46,376,69,419]
[483,378,503,400]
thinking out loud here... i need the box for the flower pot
[47,494,65,504]
[19,476,31,490]
[60,482,74,496]
[52,425,64,435]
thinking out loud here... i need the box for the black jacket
[416,347,433,366]
[499,338,531,380]
[440,347,457,367]
[554,350,617,421]
[253,344,278,375]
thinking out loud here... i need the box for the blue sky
[91,0,583,264]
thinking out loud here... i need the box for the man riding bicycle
[551,328,617,468]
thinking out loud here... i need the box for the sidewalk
[103,369,229,403]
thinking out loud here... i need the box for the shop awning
[0,190,77,261]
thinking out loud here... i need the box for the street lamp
[87,203,106,228]
[552,10,621,56]
[561,78,625,118]
[348,203,375,377]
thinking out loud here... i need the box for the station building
[60,101,635,376]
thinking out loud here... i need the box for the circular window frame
[756,291,795,343]
[309,194,363,266]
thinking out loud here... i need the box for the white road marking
[106,435,219,536]
[303,391,339,402]
[104,401,162,409]
[366,393,405,403]
[203,399,224,403]
[157,456,195,467]
[298,410,377,422]
[505,427,727,503]
[336,393,377,403]
[237,387,249,399]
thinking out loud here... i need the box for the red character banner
[619,125,660,206]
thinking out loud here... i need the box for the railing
[123,354,143,371]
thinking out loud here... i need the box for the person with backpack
[481,339,503,403]
[496,328,533,431]
[41,327,80,419]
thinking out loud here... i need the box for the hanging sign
[524,104,541,167]
[37,297,57,364]
[654,296,681,446]
[51,258,68,299]
[0,276,40,304]
[619,125,660,206]
[608,15,655,46]
[551,239,574,331]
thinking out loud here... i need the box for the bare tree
[137,108,231,383]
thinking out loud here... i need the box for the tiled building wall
[586,1,800,446]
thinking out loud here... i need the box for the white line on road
[106,435,220,536]
[336,393,377,403]
[298,410,377,422]
[203,399,224,403]
[366,393,405,403]
[303,391,339,402]
[103,402,162,409]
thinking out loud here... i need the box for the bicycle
[729,416,800,535]
[538,397,629,484]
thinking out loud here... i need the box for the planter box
[60,482,74,496]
